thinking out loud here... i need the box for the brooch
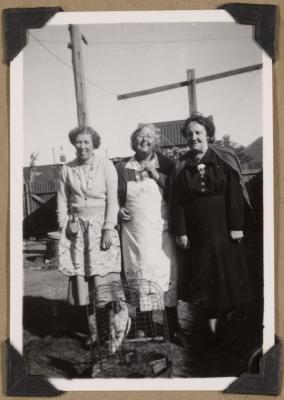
[197,163,206,177]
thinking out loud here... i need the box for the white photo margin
[10,9,274,391]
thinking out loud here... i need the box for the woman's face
[134,127,156,157]
[74,133,94,162]
[184,121,208,153]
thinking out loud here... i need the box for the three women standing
[57,115,252,347]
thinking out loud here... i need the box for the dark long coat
[172,148,252,315]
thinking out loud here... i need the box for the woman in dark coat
[172,113,252,335]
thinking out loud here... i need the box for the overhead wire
[50,29,70,133]
[30,35,252,45]
[28,31,117,97]
[28,31,258,152]
[121,25,148,122]
[218,70,260,134]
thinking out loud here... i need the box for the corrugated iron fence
[23,169,262,238]
[23,180,59,238]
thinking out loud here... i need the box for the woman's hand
[101,229,113,250]
[176,235,190,250]
[119,207,131,221]
[141,161,160,181]
[230,230,244,242]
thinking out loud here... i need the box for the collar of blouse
[185,147,218,167]
[125,152,159,171]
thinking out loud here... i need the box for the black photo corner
[4,3,281,397]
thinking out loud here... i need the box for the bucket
[46,231,60,260]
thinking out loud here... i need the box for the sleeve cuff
[229,226,243,231]
[103,222,116,230]
[58,219,65,229]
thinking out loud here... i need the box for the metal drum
[46,231,60,261]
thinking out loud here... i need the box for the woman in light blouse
[57,126,124,345]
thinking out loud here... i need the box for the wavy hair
[130,123,161,151]
[181,113,215,143]
[68,126,101,149]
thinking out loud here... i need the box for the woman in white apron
[116,124,180,343]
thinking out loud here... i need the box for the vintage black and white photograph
[10,10,274,391]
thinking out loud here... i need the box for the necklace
[77,156,95,201]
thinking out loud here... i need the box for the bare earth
[23,240,263,379]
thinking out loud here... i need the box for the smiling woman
[172,113,252,338]
[69,126,101,163]
[57,126,127,346]
[116,124,181,343]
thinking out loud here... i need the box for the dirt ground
[23,239,263,379]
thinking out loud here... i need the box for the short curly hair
[181,113,215,143]
[130,123,161,151]
[68,126,101,149]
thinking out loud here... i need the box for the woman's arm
[115,161,132,222]
[57,166,70,230]
[154,153,174,192]
[104,160,119,230]
[223,162,245,239]
[171,169,188,239]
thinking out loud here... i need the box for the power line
[86,35,253,44]
[121,27,147,121]
[220,71,259,132]
[29,35,252,45]
[28,31,116,97]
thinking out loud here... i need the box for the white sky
[23,21,263,166]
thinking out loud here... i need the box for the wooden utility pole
[187,69,197,115]
[68,25,88,126]
[52,147,56,164]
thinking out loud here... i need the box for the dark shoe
[169,329,184,346]
[81,333,98,349]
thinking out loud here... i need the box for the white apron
[122,176,177,311]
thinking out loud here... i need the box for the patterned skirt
[58,209,122,306]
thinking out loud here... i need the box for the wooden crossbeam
[31,194,55,211]
[117,63,263,100]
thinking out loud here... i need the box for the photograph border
[1,1,282,396]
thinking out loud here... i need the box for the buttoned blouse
[57,152,119,230]
[173,148,244,235]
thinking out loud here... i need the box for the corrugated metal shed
[153,120,187,148]
[23,165,60,182]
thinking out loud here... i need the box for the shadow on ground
[24,249,46,255]
[23,296,90,337]
[23,295,263,379]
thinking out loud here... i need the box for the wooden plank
[23,179,59,237]
[26,183,31,215]
[195,64,263,85]
[23,183,30,219]
[117,81,189,100]
[31,194,56,211]
[117,63,263,100]
[25,179,57,194]
[187,69,197,115]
